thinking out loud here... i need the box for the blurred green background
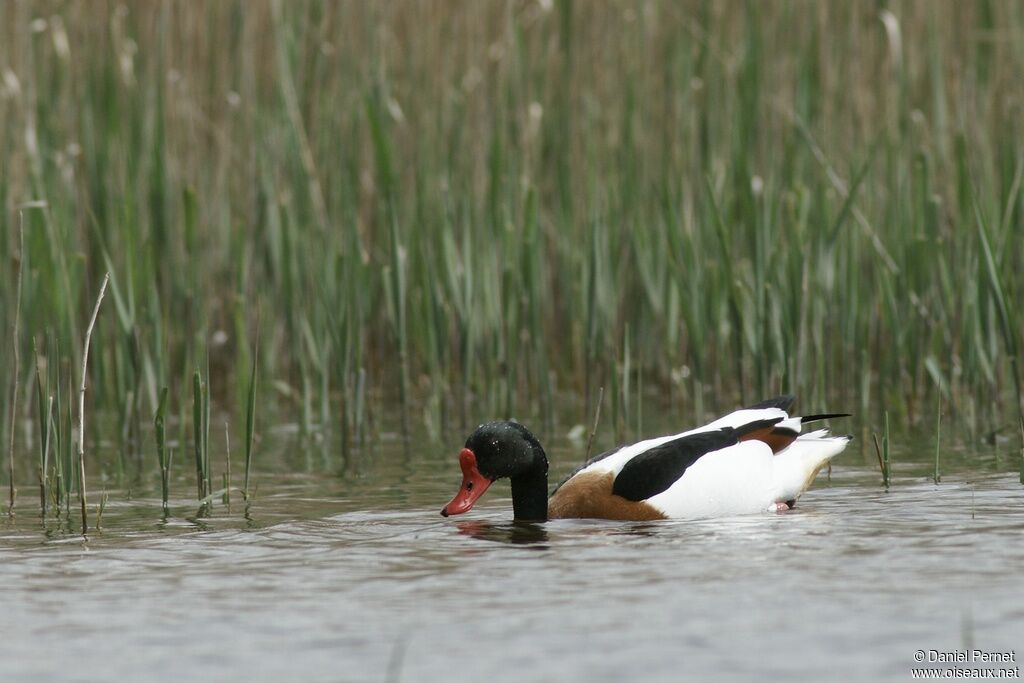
[1,1,1022,473]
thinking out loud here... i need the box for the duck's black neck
[510,467,548,522]
[468,420,550,522]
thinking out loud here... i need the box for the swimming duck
[440,395,850,521]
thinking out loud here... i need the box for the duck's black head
[440,421,549,521]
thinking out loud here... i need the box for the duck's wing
[610,417,783,502]
[642,438,779,518]
[686,406,792,434]
[697,401,850,454]
[552,403,795,495]
[550,397,851,519]
[642,425,853,518]
[548,418,782,520]
[551,431,695,496]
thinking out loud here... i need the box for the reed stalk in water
[33,338,52,517]
[882,411,891,490]
[155,387,170,513]
[192,369,211,502]
[583,386,604,464]
[7,217,25,515]
[223,421,231,508]
[78,272,110,535]
[243,339,258,502]
[96,489,108,529]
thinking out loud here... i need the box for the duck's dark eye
[466,481,474,491]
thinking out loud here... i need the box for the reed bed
[1,1,1023,511]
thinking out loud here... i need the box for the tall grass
[975,201,1024,482]
[1,2,1023,502]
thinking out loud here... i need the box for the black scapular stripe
[745,394,797,411]
[612,418,782,502]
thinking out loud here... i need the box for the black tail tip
[801,412,852,423]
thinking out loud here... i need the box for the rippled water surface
[2,434,1022,683]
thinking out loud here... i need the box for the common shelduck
[440,395,851,521]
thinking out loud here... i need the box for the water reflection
[604,522,663,537]
[455,520,550,547]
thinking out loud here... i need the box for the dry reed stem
[78,272,110,535]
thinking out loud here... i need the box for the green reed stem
[192,370,206,501]
[203,358,211,498]
[7,216,25,515]
[33,337,50,517]
[583,386,604,464]
[882,411,891,490]
[96,489,107,530]
[243,338,258,502]
[223,421,231,507]
[155,386,170,513]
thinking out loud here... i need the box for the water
[2,433,1022,683]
